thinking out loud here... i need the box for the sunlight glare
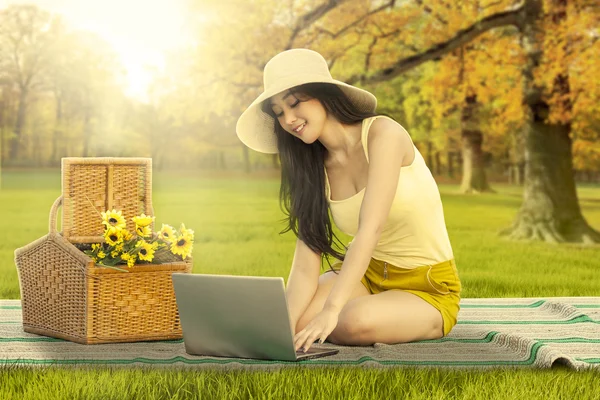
[1,0,195,102]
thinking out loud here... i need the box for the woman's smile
[293,123,306,135]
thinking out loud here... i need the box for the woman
[236,48,461,353]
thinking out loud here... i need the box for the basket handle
[49,196,63,234]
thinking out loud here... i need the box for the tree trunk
[50,91,62,166]
[459,95,494,193]
[241,143,251,173]
[426,141,433,169]
[501,0,600,243]
[82,110,91,157]
[9,88,27,160]
[502,119,600,243]
[447,151,454,178]
[219,151,226,169]
[512,163,524,185]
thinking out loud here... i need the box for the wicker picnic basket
[14,157,192,344]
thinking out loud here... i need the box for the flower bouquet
[80,209,194,273]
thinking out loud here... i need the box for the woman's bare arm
[285,238,322,333]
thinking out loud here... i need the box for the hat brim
[236,77,377,154]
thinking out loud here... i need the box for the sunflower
[121,229,133,242]
[136,240,156,262]
[132,214,154,227]
[104,226,123,246]
[158,224,176,242]
[135,225,152,237]
[170,233,193,259]
[179,223,195,240]
[101,210,126,230]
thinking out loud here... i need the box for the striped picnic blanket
[1,297,598,370]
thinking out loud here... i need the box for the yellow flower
[158,224,176,242]
[111,250,120,258]
[136,240,155,262]
[135,225,152,237]
[97,250,106,259]
[104,227,123,246]
[179,223,194,240]
[91,243,101,252]
[101,210,126,230]
[132,214,154,227]
[115,243,124,252]
[127,255,137,268]
[121,230,133,242]
[171,233,193,259]
[121,253,131,261]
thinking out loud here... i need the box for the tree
[188,0,599,243]
[0,5,58,161]
[500,0,600,242]
[324,0,599,243]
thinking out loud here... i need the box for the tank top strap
[361,115,418,167]
[361,115,396,163]
[361,117,376,163]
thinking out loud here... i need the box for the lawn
[0,169,599,399]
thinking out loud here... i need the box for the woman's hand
[293,307,339,352]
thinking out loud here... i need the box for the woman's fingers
[294,326,319,352]
[300,331,323,352]
[293,329,309,351]
[295,325,328,352]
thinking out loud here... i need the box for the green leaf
[96,263,130,273]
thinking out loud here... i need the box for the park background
[1,0,599,399]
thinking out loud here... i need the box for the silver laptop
[171,273,339,361]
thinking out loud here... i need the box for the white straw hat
[235,48,377,154]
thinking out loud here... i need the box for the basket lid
[61,157,153,243]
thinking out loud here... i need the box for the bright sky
[1,0,197,102]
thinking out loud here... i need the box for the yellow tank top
[324,115,454,269]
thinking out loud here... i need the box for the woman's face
[268,90,327,144]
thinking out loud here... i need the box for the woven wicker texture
[61,158,153,244]
[15,236,87,339]
[88,265,192,342]
[14,158,193,344]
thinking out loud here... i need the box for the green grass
[1,170,599,399]
[0,367,599,400]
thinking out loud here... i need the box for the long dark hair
[261,82,379,272]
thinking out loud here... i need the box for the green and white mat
[1,297,598,370]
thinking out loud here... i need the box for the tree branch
[369,20,419,57]
[348,2,528,85]
[285,0,353,49]
[309,0,397,41]
[414,0,448,25]
[328,35,362,71]
[482,0,506,10]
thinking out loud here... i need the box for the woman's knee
[328,303,372,344]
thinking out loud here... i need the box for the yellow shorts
[330,258,461,336]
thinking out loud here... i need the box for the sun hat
[235,48,377,154]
